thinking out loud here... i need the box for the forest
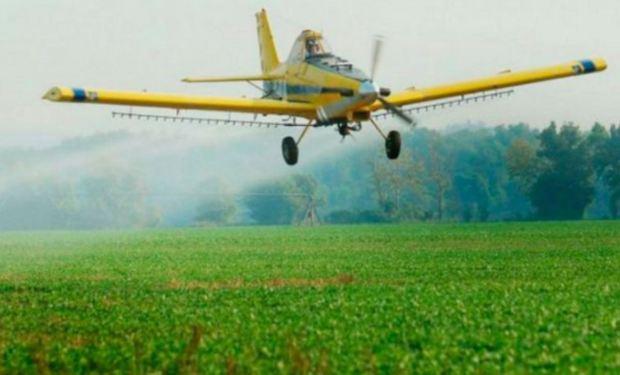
[0,121,618,230]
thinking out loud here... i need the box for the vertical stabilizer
[256,9,280,74]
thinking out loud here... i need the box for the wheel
[385,130,401,159]
[282,136,299,165]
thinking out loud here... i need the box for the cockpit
[286,30,369,82]
[287,31,333,63]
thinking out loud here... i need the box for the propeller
[377,97,416,126]
[317,80,380,123]
[370,36,416,127]
[316,35,416,127]
[316,36,384,123]
[370,35,384,82]
[317,94,366,123]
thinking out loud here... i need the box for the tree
[606,125,620,218]
[528,123,594,220]
[370,148,423,220]
[590,124,620,218]
[505,137,539,194]
[449,128,505,222]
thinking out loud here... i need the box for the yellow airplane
[44,9,607,166]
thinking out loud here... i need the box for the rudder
[256,9,280,74]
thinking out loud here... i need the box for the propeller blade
[317,81,379,123]
[370,35,384,82]
[378,97,416,126]
[317,95,365,122]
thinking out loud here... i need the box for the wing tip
[43,87,64,101]
[593,58,608,72]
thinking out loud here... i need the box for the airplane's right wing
[43,86,317,118]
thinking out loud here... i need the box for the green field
[1,222,620,373]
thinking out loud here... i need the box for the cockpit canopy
[285,30,369,82]
[287,31,333,63]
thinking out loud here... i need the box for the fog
[0,114,393,229]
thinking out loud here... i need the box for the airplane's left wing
[43,87,316,118]
[370,58,607,112]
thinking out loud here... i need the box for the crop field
[1,222,620,373]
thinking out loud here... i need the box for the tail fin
[256,9,280,74]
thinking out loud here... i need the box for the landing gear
[281,118,401,165]
[282,136,299,166]
[282,119,314,166]
[369,118,401,161]
[385,130,401,159]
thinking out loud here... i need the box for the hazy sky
[1,0,617,149]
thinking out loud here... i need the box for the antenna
[269,11,306,32]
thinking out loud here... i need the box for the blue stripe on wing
[73,88,87,102]
[579,60,596,73]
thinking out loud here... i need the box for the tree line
[248,122,619,224]
[0,122,617,230]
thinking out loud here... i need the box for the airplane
[43,9,607,166]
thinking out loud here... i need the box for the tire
[385,130,401,160]
[282,136,299,166]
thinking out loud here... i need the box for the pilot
[306,39,320,57]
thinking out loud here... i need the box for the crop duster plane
[44,9,607,166]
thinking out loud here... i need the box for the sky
[0,0,618,150]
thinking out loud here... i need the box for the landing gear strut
[385,130,401,159]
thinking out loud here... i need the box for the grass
[1,222,620,373]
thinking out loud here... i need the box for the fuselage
[265,30,376,122]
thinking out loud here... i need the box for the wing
[42,87,316,118]
[370,59,607,111]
